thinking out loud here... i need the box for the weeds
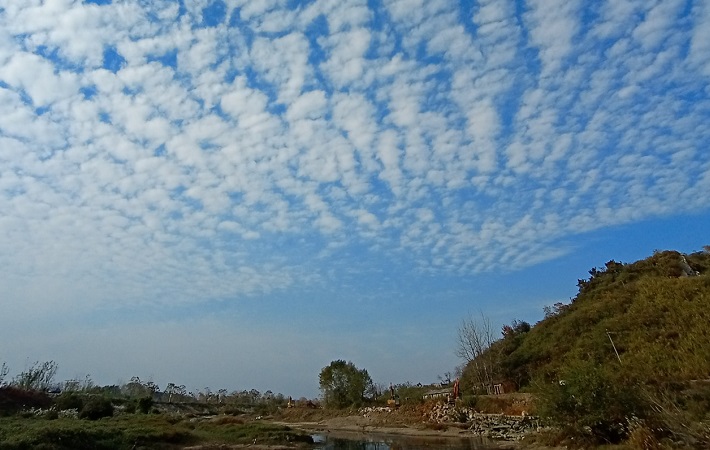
[0,414,312,449]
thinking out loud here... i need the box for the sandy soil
[270,415,522,449]
[183,413,549,450]
[267,403,560,449]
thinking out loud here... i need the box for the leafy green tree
[319,360,373,408]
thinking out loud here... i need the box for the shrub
[0,386,52,415]
[79,396,114,420]
[213,415,245,425]
[626,420,661,450]
[54,392,84,411]
[460,395,477,409]
[137,396,153,414]
[11,361,58,392]
[534,360,648,445]
[474,395,513,414]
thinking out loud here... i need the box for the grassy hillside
[460,247,710,446]
[471,248,710,389]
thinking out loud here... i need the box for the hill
[459,247,710,446]
[462,247,710,391]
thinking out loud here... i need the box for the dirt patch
[271,399,543,445]
[473,393,535,415]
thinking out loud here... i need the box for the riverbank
[270,401,544,447]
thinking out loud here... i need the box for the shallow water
[312,431,505,449]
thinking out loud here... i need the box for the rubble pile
[426,403,540,441]
[359,406,394,416]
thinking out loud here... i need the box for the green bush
[460,395,477,409]
[0,386,52,415]
[124,401,136,414]
[137,396,153,414]
[79,396,114,420]
[55,392,84,411]
[534,360,647,445]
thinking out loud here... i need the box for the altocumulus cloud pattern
[1,0,709,308]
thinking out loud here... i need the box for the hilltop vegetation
[460,246,710,446]
[467,247,710,388]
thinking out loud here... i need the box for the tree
[164,383,186,403]
[124,377,159,398]
[0,362,8,386]
[438,371,453,385]
[12,360,58,391]
[62,374,94,392]
[218,388,228,403]
[501,319,531,338]
[124,377,143,397]
[319,360,373,408]
[498,319,533,388]
[456,312,496,392]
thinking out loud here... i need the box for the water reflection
[312,432,501,450]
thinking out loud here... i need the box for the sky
[1,0,709,398]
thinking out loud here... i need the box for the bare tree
[0,362,8,386]
[164,383,178,403]
[456,312,496,392]
[12,360,58,391]
[62,374,94,393]
[164,383,187,403]
[218,388,228,403]
[437,371,453,385]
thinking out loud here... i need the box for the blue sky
[1,0,709,398]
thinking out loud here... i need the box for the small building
[422,388,453,401]
[485,381,516,395]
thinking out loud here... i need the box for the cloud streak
[0,0,708,314]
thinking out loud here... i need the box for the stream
[311,431,509,449]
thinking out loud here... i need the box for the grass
[0,413,313,449]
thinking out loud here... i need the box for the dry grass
[626,423,661,450]
[211,416,245,425]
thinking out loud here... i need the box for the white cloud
[688,0,710,77]
[631,0,685,50]
[0,52,79,106]
[0,0,707,319]
[319,27,372,87]
[250,32,312,103]
[286,90,327,121]
[524,0,581,76]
